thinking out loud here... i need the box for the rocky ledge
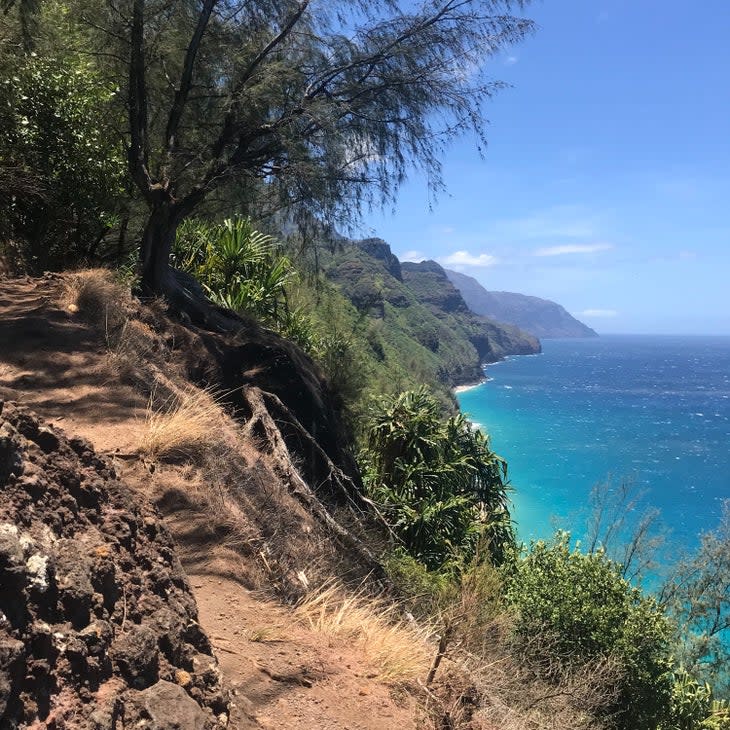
[0,400,229,729]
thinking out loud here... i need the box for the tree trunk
[137,199,247,333]
[139,201,178,296]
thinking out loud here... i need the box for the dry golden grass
[139,386,228,461]
[294,582,434,684]
[60,269,130,329]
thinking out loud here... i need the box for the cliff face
[445,269,598,339]
[0,401,228,729]
[400,260,541,362]
[355,238,403,281]
[322,241,540,388]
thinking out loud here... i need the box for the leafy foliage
[116,0,535,216]
[0,54,124,269]
[361,386,514,570]
[173,217,295,323]
[505,533,674,730]
[661,503,730,697]
[660,668,730,730]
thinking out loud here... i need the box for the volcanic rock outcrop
[0,400,229,729]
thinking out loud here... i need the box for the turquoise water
[457,335,730,552]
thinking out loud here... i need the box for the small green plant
[663,668,714,730]
[173,217,295,324]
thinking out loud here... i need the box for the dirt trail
[0,276,421,730]
[193,574,418,730]
[0,276,146,453]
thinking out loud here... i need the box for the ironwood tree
[80,0,535,312]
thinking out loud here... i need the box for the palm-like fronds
[172,216,296,322]
[362,386,514,570]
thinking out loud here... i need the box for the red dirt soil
[0,275,422,730]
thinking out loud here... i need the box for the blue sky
[360,1,730,335]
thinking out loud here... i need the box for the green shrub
[173,217,295,323]
[0,55,124,269]
[505,533,673,730]
[361,387,513,571]
[660,669,730,730]
[383,548,456,618]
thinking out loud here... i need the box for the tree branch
[164,0,218,160]
[128,0,154,199]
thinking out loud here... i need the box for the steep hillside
[445,269,597,339]
[401,260,542,360]
[319,240,540,392]
[0,272,432,730]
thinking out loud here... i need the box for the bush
[173,217,295,323]
[661,669,730,730]
[382,548,456,618]
[505,533,673,730]
[0,55,124,269]
[361,387,514,571]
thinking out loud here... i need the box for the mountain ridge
[445,268,598,339]
[318,239,541,394]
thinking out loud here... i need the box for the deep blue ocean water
[457,335,730,554]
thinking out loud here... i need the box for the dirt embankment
[0,400,228,728]
[0,274,434,730]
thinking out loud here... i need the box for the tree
[172,217,295,320]
[0,54,124,269]
[89,0,534,307]
[583,478,665,583]
[0,0,39,52]
[661,502,730,697]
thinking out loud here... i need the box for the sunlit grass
[294,582,434,684]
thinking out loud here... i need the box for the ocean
[456,335,730,556]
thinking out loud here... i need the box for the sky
[360,1,730,335]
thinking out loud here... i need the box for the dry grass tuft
[105,318,159,385]
[60,269,130,330]
[139,386,228,461]
[295,582,434,684]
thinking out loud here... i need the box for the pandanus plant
[172,217,295,323]
[361,386,514,571]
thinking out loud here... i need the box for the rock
[33,426,60,453]
[112,624,159,688]
[0,637,25,718]
[0,403,229,727]
[124,680,210,730]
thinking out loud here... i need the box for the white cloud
[580,309,618,318]
[534,243,614,257]
[504,55,519,66]
[438,250,499,268]
[401,249,426,262]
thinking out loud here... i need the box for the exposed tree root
[241,385,386,582]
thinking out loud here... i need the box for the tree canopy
[70,0,535,299]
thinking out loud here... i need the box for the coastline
[453,380,486,394]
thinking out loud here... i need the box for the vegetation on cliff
[1,1,729,728]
